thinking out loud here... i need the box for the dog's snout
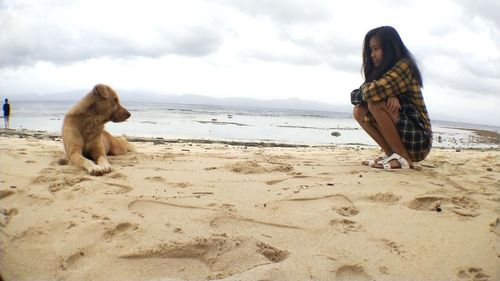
[119,109,131,121]
[112,107,131,123]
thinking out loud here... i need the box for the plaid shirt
[361,59,432,134]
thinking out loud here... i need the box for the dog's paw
[88,166,106,176]
[100,163,112,174]
[87,164,111,176]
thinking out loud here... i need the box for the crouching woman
[351,26,432,169]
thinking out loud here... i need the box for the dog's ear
[94,84,111,99]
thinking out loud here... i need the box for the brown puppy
[62,84,133,176]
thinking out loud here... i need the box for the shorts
[396,96,432,162]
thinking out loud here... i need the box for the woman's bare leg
[367,101,413,167]
[353,105,393,155]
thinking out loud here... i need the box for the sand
[0,130,499,281]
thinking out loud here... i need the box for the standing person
[2,98,10,129]
[350,26,432,169]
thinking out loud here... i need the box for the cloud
[456,0,500,30]
[210,0,362,72]
[213,0,331,24]
[0,0,382,74]
[0,0,499,126]
[0,0,225,68]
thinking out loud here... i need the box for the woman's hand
[386,97,400,113]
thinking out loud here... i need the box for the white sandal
[378,153,411,169]
[364,153,389,167]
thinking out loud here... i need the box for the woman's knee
[367,101,386,113]
[352,105,367,122]
[368,100,399,122]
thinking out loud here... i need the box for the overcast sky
[0,0,499,126]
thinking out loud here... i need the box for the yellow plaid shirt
[361,58,432,133]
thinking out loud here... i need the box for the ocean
[4,100,499,149]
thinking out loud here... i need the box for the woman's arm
[362,59,413,103]
[386,96,400,113]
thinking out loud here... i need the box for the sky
[0,0,499,126]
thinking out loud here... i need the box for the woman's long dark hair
[362,26,423,87]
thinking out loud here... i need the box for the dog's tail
[119,135,135,152]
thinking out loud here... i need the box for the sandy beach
[0,130,499,281]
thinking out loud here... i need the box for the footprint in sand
[0,190,15,200]
[48,177,90,193]
[119,235,288,280]
[377,238,405,257]
[256,241,289,262]
[26,194,54,206]
[102,222,137,240]
[367,192,400,204]
[336,206,360,217]
[329,219,362,233]
[457,267,490,281]
[58,249,86,271]
[108,154,140,167]
[145,176,166,182]
[38,169,133,194]
[109,172,128,180]
[490,217,500,235]
[33,166,89,193]
[0,207,19,227]
[335,264,372,281]
[145,177,192,188]
[407,196,444,211]
[36,155,134,193]
[408,196,480,217]
[290,194,359,219]
[226,160,293,174]
[171,182,192,188]
[450,196,480,217]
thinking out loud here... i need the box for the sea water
[4,100,499,148]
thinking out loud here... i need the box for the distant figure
[2,98,10,129]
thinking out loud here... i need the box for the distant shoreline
[0,128,310,148]
[4,99,500,129]
[1,127,498,150]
